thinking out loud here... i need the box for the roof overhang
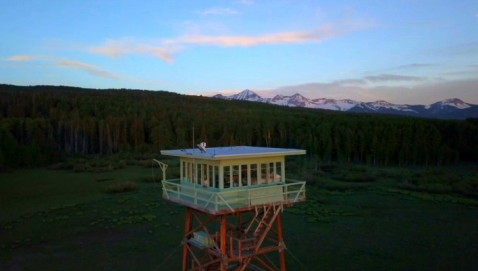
[160,146,306,160]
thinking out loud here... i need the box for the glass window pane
[241,164,248,186]
[224,166,231,188]
[261,163,269,184]
[182,162,187,182]
[233,165,240,187]
[197,163,201,185]
[275,162,282,182]
[214,166,219,188]
[251,164,257,185]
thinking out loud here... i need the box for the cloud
[197,7,238,16]
[56,60,119,79]
[392,63,436,70]
[88,20,374,62]
[89,39,178,63]
[5,55,39,61]
[239,0,254,5]
[332,79,367,85]
[4,53,124,81]
[428,42,478,56]
[175,21,371,47]
[364,74,426,82]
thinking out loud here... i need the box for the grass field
[1,162,477,270]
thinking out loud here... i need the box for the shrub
[48,163,73,170]
[322,182,371,192]
[96,178,114,182]
[348,166,368,173]
[143,176,159,183]
[105,181,138,193]
[333,172,376,183]
[396,180,452,194]
[424,183,453,194]
[73,164,86,173]
[298,171,317,184]
[0,166,14,173]
[320,163,339,173]
[396,180,417,191]
[453,181,478,198]
[117,160,126,169]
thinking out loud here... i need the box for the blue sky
[1,0,477,104]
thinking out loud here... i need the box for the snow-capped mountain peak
[436,98,470,109]
[213,89,477,119]
[288,93,309,106]
[231,89,262,101]
[372,100,393,106]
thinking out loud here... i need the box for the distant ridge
[213,89,478,119]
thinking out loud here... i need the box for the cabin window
[232,165,240,187]
[188,162,193,183]
[182,161,187,182]
[208,165,212,187]
[194,163,199,184]
[261,163,270,184]
[241,164,248,186]
[250,164,258,185]
[196,163,202,185]
[224,166,232,188]
[214,166,219,188]
[275,162,282,182]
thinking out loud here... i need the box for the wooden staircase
[252,203,283,252]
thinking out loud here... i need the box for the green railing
[161,179,306,213]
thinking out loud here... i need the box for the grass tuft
[105,181,138,193]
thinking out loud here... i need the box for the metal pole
[182,208,191,271]
[220,215,227,271]
[276,214,286,271]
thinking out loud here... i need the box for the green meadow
[1,160,477,270]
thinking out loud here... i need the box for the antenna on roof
[192,126,195,154]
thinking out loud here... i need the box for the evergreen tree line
[0,84,477,167]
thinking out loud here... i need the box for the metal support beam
[182,208,191,271]
[180,204,287,271]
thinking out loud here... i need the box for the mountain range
[213,89,478,119]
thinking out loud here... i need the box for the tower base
[182,203,287,271]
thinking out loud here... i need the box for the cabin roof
[160,146,306,160]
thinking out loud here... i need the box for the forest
[1,84,477,168]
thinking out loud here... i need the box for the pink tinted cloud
[89,40,178,63]
[177,22,367,47]
[89,20,374,62]
[56,59,119,79]
[5,55,39,61]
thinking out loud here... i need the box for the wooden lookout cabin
[160,146,307,271]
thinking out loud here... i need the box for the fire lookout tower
[160,146,306,271]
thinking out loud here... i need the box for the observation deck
[160,146,307,214]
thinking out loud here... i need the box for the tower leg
[276,214,286,271]
[182,207,191,271]
[220,215,227,271]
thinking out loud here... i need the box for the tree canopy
[0,84,477,167]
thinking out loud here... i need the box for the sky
[0,0,477,104]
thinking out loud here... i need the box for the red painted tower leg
[276,213,286,271]
[220,215,227,271]
[182,207,191,271]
